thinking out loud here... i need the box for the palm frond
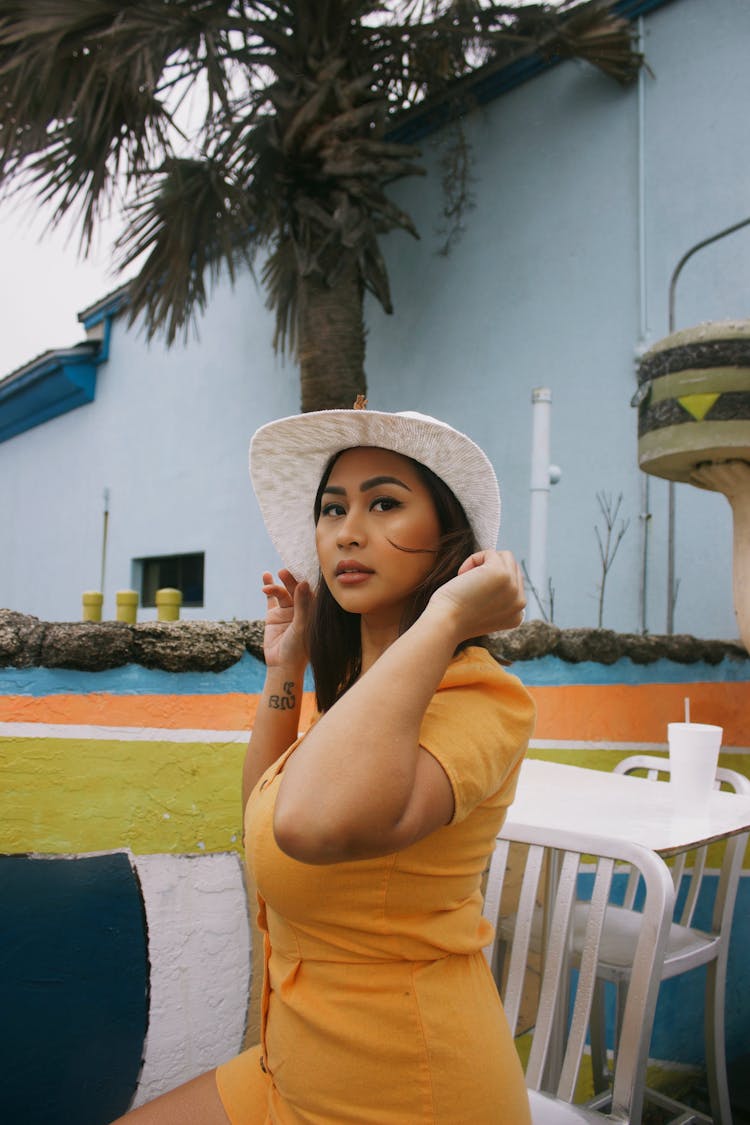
[117,156,256,344]
[545,2,643,85]
[0,0,643,363]
[0,0,242,243]
[262,238,300,355]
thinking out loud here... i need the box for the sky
[0,200,125,378]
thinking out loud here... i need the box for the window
[134,552,205,608]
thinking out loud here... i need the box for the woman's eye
[320,502,345,518]
[371,496,401,512]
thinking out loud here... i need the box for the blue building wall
[365,0,750,638]
[0,0,749,639]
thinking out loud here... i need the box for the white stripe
[529,738,750,754]
[130,852,252,1107]
[0,722,248,742]
[2,724,749,754]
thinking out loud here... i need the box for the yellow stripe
[4,735,748,862]
[1,736,245,855]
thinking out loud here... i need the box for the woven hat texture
[249,409,501,585]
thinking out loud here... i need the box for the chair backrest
[613,754,749,931]
[483,822,674,1123]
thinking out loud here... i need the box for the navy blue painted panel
[0,853,148,1125]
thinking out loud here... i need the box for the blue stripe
[0,650,747,696]
[518,654,750,687]
[0,650,273,695]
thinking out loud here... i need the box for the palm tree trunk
[297,252,367,412]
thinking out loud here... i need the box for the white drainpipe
[528,388,561,620]
[636,16,652,635]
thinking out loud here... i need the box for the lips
[335,560,374,576]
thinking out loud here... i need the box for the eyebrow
[321,475,413,496]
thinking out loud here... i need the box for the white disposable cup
[668,722,723,811]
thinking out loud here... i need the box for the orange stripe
[0,682,746,745]
[531,681,749,745]
[0,692,318,730]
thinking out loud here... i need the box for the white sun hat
[249,406,501,586]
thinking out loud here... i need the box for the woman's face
[315,447,442,628]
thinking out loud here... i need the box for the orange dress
[217,647,535,1124]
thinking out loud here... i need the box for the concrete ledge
[0,609,746,672]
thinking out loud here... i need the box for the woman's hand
[428,549,526,642]
[261,569,312,668]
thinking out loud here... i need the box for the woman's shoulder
[422,646,535,822]
[433,644,535,729]
[439,644,526,692]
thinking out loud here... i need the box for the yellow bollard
[156,587,182,621]
[82,591,103,622]
[116,590,139,624]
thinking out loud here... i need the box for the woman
[115,404,535,1124]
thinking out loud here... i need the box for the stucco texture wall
[1,621,749,1114]
[2,619,748,855]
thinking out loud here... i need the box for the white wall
[1,0,747,638]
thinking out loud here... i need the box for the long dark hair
[307,450,486,712]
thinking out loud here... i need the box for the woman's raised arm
[242,570,312,810]
[273,551,525,864]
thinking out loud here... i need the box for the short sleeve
[418,647,536,825]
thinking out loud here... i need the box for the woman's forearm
[273,551,524,862]
[242,663,307,810]
[273,601,460,859]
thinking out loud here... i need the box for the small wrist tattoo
[269,680,296,712]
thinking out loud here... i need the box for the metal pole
[668,216,750,336]
[636,17,651,635]
[528,388,552,620]
[666,482,675,634]
[100,488,110,600]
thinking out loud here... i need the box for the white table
[507,759,750,857]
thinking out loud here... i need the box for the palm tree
[0,1,640,411]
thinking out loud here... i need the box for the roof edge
[77,283,130,329]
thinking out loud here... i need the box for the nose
[336,508,366,548]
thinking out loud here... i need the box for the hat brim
[249,409,501,586]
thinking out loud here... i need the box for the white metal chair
[482,821,675,1124]
[577,755,750,1125]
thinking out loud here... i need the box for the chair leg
[704,955,733,1125]
[492,939,508,992]
[589,980,611,1094]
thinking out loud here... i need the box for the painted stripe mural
[1,638,748,1119]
